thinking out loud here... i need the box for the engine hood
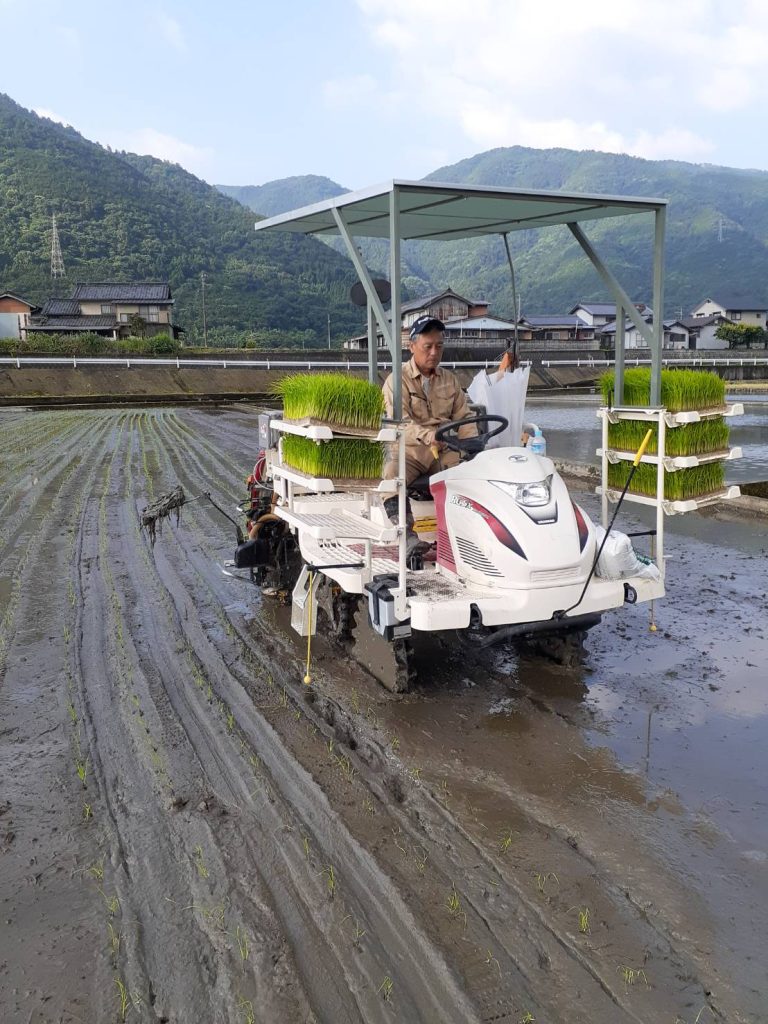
[432,447,554,485]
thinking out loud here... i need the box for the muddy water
[0,405,766,1024]
[528,393,768,483]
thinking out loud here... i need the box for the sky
[2,0,768,189]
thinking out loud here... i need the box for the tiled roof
[400,288,472,313]
[522,315,589,327]
[569,302,617,315]
[695,294,768,312]
[443,316,516,331]
[70,282,172,302]
[0,292,38,308]
[28,314,117,330]
[681,314,730,329]
[41,299,80,315]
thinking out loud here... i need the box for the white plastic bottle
[528,427,547,457]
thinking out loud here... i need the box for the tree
[128,313,147,338]
[714,322,767,349]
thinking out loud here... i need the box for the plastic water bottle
[528,427,547,457]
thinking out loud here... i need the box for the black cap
[409,315,445,340]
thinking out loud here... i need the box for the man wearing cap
[382,315,478,486]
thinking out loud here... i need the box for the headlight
[491,477,552,507]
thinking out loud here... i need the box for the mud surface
[0,405,766,1024]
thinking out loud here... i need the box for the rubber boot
[384,496,429,570]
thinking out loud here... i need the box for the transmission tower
[50,213,66,278]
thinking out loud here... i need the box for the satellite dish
[350,279,391,307]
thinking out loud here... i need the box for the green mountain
[221,148,768,317]
[217,176,347,217]
[0,94,362,346]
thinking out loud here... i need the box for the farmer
[383,315,515,486]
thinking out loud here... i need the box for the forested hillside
[222,148,768,317]
[0,95,362,345]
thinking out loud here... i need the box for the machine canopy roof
[252,180,667,242]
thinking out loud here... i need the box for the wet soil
[0,405,766,1024]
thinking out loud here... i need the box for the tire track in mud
[139,410,712,1022]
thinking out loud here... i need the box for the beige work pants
[383,443,461,486]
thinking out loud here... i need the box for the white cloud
[104,128,213,177]
[152,11,186,52]
[33,107,72,127]
[352,0,768,163]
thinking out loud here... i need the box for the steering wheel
[434,414,508,456]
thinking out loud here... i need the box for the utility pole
[200,271,208,346]
[327,312,331,350]
[51,213,65,279]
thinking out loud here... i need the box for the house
[598,316,689,350]
[0,292,39,340]
[517,314,594,343]
[680,314,732,350]
[569,301,652,328]
[442,315,517,348]
[690,295,768,328]
[27,282,182,340]
[400,288,489,336]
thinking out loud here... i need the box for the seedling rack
[596,401,744,578]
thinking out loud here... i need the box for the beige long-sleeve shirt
[383,357,477,448]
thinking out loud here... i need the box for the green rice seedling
[446,882,467,927]
[617,964,649,986]
[226,711,235,734]
[362,796,375,815]
[76,758,88,788]
[234,925,249,961]
[107,922,121,959]
[115,977,129,1022]
[272,373,385,430]
[600,367,725,411]
[484,949,501,976]
[67,701,78,725]
[377,975,394,1002]
[533,871,559,895]
[88,858,105,881]
[321,863,336,898]
[98,889,120,916]
[607,417,730,457]
[281,435,384,480]
[413,847,428,874]
[193,844,209,879]
[390,735,400,752]
[498,828,515,854]
[519,1014,535,1024]
[238,996,256,1024]
[302,835,310,858]
[83,803,93,821]
[569,906,591,933]
[350,689,360,714]
[607,460,725,500]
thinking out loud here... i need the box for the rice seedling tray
[598,484,742,515]
[602,403,744,427]
[271,418,398,443]
[597,446,742,471]
[273,505,397,543]
[271,461,399,494]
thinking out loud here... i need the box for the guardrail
[2,355,768,370]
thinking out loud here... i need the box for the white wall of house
[691,300,766,327]
[689,323,728,349]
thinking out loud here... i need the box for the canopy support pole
[331,206,394,353]
[615,304,625,404]
[651,206,666,406]
[389,187,403,418]
[568,221,655,364]
[367,302,378,384]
